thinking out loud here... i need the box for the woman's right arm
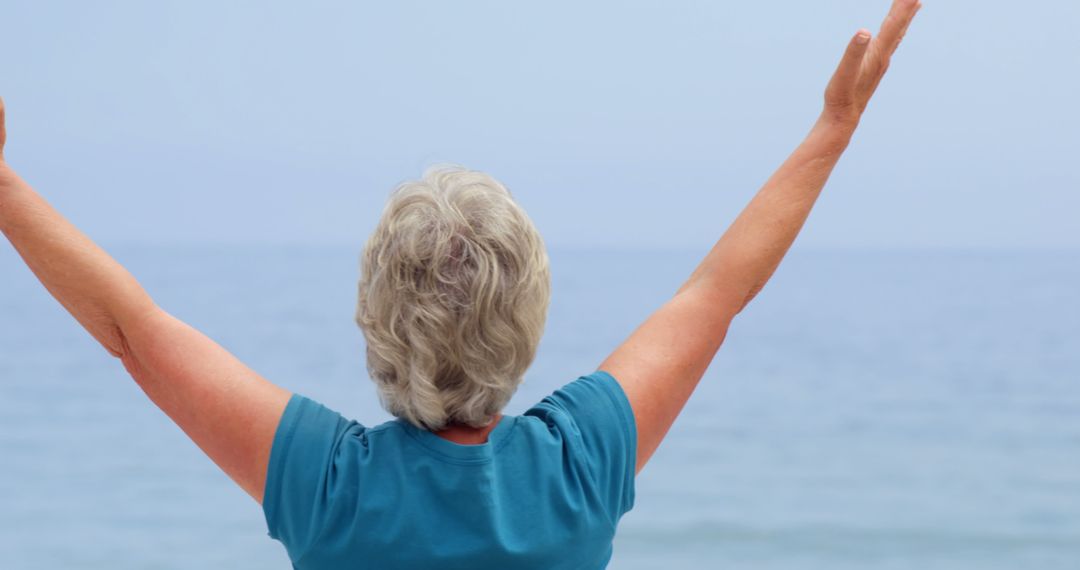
[0,98,292,505]
[600,0,922,475]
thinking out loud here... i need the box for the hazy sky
[2,1,1077,249]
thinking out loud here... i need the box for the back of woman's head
[356,164,551,431]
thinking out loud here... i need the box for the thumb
[822,29,871,125]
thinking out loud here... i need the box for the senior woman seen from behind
[0,1,920,568]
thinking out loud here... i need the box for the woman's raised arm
[600,0,922,475]
[0,98,292,503]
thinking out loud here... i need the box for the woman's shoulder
[524,370,630,421]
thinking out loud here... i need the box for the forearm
[677,2,921,315]
[0,163,156,357]
[679,114,856,313]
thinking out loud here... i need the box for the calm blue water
[2,244,1078,569]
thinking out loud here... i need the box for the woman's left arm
[0,97,291,504]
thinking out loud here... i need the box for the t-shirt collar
[395,415,517,462]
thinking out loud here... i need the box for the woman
[0,1,921,567]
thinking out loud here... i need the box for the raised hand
[601,1,924,475]
[823,0,922,128]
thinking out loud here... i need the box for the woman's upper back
[262,370,637,569]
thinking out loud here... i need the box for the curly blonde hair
[355,164,551,431]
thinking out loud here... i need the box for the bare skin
[435,413,505,444]
[421,1,921,452]
[600,0,922,475]
[0,0,921,508]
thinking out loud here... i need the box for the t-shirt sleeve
[262,392,357,562]
[533,370,638,524]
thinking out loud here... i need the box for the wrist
[816,106,859,133]
[808,113,858,154]
[0,160,16,186]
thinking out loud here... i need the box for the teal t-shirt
[262,370,638,569]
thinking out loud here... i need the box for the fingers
[875,0,922,58]
[825,29,873,107]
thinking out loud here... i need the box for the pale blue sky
[2,0,1076,249]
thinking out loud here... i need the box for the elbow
[105,298,159,359]
[101,321,130,359]
[736,281,766,314]
[677,276,753,321]
[102,303,158,359]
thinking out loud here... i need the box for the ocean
[1,244,1078,569]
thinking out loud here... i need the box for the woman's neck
[433,413,504,445]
